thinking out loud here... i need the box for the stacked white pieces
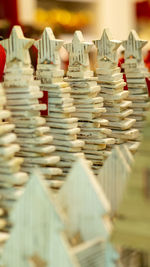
[1,26,62,181]
[96,63,139,143]
[37,66,85,177]
[64,31,115,175]
[94,29,139,153]
[65,76,115,175]
[0,83,28,244]
[35,28,85,178]
[123,60,150,131]
[122,30,150,136]
[3,63,62,180]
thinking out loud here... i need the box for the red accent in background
[39,91,48,116]
[118,57,128,90]
[136,1,150,19]
[0,44,6,81]
[144,50,150,70]
[30,45,38,71]
[0,0,20,35]
[118,57,124,70]
[146,77,150,96]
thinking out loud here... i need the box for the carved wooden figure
[122,30,150,135]
[94,28,121,64]
[0,25,33,65]
[1,170,79,267]
[97,145,133,214]
[1,26,62,181]
[35,27,63,66]
[64,31,93,78]
[35,28,85,180]
[57,158,111,242]
[94,29,139,153]
[57,158,120,266]
[65,31,115,175]
[1,157,119,266]
[0,82,28,259]
[122,30,147,63]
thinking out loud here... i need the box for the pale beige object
[64,31,93,69]
[1,170,79,267]
[35,27,63,66]
[57,158,111,241]
[122,30,147,63]
[2,26,62,180]
[0,25,34,65]
[36,27,86,178]
[93,28,121,64]
[94,28,139,150]
[122,31,150,135]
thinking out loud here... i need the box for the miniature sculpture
[57,158,111,241]
[1,26,62,180]
[57,158,119,267]
[64,31,115,175]
[111,109,150,265]
[1,24,149,266]
[35,28,85,178]
[122,30,150,134]
[2,163,118,267]
[1,170,79,267]
[94,29,139,153]
[0,82,28,258]
[97,145,133,214]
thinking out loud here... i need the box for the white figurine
[65,31,115,175]
[122,30,150,135]
[1,26,62,180]
[94,29,139,153]
[35,28,85,178]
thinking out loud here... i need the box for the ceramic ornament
[94,29,139,154]
[64,31,115,175]
[1,26,62,181]
[0,82,28,259]
[35,28,85,179]
[122,30,150,136]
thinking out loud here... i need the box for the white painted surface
[2,170,75,267]
[57,158,111,242]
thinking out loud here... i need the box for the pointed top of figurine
[122,29,147,63]
[35,27,63,66]
[57,158,111,241]
[94,28,121,64]
[0,25,34,65]
[64,30,93,67]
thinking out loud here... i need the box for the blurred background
[0,0,150,70]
